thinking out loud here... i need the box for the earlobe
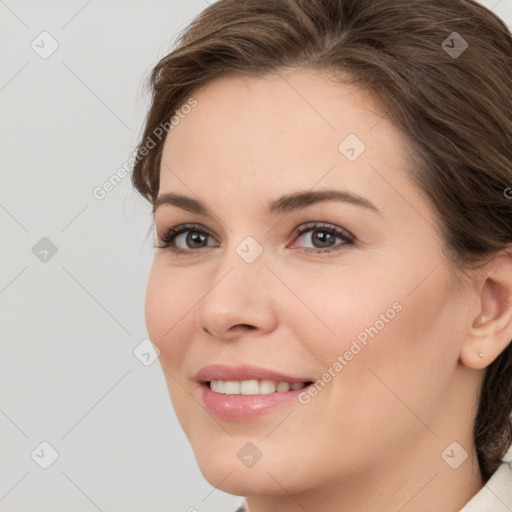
[459,250,512,370]
[459,347,487,370]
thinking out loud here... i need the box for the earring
[478,353,484,358]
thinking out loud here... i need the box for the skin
[144,68,512,512]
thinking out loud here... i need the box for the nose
[194,256,279,341]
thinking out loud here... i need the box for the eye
[290,222,355,254]
[155,223,218,256]
[155,221,355,256]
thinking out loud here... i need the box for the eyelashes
[154,221,355,257]
[291,222,355,254]
[155,224,216,256]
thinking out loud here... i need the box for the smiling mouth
[206,379,314,395]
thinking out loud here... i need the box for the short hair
[132,0,512,482]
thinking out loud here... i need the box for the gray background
[1,1,511,511]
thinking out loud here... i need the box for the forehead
[158,69,412,217]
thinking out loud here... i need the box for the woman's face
[145,69,477,498]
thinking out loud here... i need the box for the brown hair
[132,0,512,482]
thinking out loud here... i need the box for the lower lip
[201,383,310,421]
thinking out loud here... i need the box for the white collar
[234,461,512,511]
[460,461,512,511]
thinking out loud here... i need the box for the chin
[193,444,307,497]
[199,462,286,496]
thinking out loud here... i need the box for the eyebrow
[153,189,380,217]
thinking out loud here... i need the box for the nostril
[230,324,256,332]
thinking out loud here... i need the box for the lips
[195,363,312,384]
[195,364,315,421]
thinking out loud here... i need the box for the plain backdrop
[1,1,512,511]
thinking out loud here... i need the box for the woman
[132,0,512,510]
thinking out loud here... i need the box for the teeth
[260,379,277,394]
[210,380,225,393]
[276,382,290,392]
[209,379,308,395]
[240,380,259,395]
[224,381,240,394]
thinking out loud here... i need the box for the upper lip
[195,364,313,384]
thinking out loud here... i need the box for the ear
[459,250,512,369]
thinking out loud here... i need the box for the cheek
[144,262,201,431]
[325,267,460,426]
[289,254,460,407]
[279,260,404,363]
[309,251,459,367]
[144,261,195,368]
